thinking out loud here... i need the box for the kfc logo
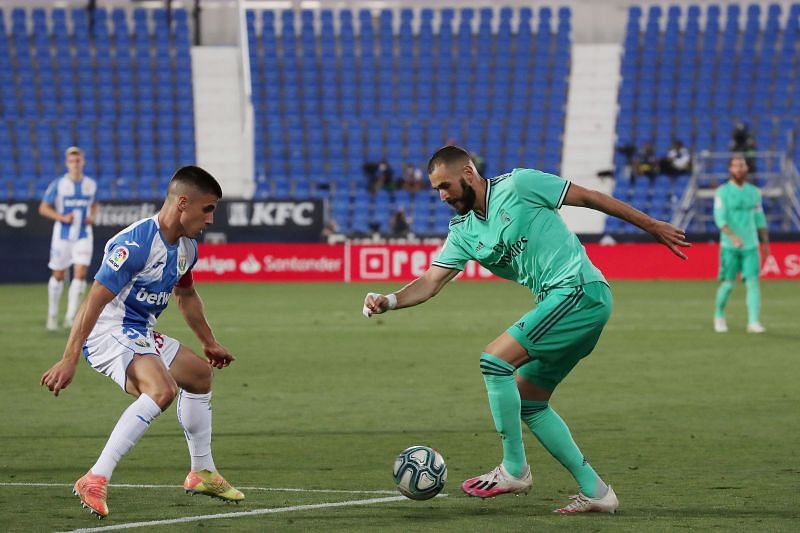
[0,203,28,228]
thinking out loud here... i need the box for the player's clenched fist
[41,359,78,396]
[203,341,235,369]
[362,292,397,318]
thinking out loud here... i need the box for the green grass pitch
[0,280,798,531]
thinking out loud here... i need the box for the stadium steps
[191,46,253,198]
[560,43,620,233]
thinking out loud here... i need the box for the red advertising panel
[194,243,345,281]
[191,242,800,282]
[584,243,714,279]
[349,244,496,282]
[351,242,800,281]
[584,242,800,279]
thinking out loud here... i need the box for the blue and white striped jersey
[93,215,198,336]
[42,174,97,241]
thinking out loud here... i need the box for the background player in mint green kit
[713,155,770,333]
[363,146,689,514]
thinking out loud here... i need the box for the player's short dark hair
[728,153,749,168]
[170,165,223,198]
[427,145,472,174]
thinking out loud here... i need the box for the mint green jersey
[433,168,606,300]
[713,181,766,250]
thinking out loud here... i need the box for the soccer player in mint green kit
[713,155,770,333]
[363,146,689,514]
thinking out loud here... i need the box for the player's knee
[148,383,178,410]
[195,365,213,393]
[183,365,213,394]
[479,352,515,377]
[51,271,65,281]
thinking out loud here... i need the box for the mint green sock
[745,278,761,324]
[480,353,526,478]
[521,400,607,498]
[715,280,734,319]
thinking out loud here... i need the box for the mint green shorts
[719,247,760,281]
[507,282,613,391]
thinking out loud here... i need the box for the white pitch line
[60,495,410,532]
[0,482,396,495]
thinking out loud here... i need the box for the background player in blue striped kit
[39,146,98,330]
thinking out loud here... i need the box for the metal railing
[672,151,800,232]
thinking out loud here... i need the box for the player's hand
[731,234,744,248]
[203,341,235,369]
[761,243,771,258]
[40,359,78,396]
[61,213,74,224]
[649,220,691,259]
[85,215,94,225]
[362,292,390,318]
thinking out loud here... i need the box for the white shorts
[83,328,181,391]
[49,237,93,271]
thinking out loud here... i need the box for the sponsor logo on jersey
[106,246,129,271]
[134,338,151,348]
[501,210,512,224]
[63,197,92,208]
[493,236,528,267]
[135,287,172,306]
[124,240,140,247]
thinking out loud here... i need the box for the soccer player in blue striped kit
[41,166,244,518]
[39,146,98,330]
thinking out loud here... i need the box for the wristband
[386,293,397,310]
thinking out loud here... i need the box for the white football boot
[554,486,619,514]
[462,464,532,498]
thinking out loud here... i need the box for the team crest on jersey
[501,210,512,225]
[178,254,188,274]
[106,246,129,271]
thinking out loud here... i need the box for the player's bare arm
[363,265,460,317]
[174,284,234,369]
[564,182,691,259]
[758,227,770,257]
[38,200,73,224]
[85,201,99,225]
[40,282,116,396]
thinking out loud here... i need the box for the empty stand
[0,7,194,200]
[610,3,800,234]
[248,6,572,235]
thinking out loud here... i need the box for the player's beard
[449,178,477,215]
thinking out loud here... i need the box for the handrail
[673,150,800,231]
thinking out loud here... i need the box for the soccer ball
[392,445,447,500]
